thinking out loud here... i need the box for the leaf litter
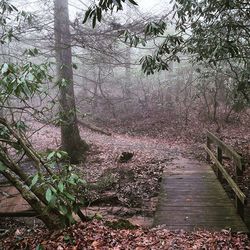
[0,119,249,249]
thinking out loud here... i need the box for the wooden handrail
[205,131,246,219]
[206,130,244,174]
[204,146,246,204]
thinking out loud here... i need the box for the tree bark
[54,0,88,163]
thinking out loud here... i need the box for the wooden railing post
[241,159,245,172]
[236,159,243,177]
[206,136,211,161]
[236,195,244,220]
[217,146,223,182]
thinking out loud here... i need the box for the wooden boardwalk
[0,184,34,217]
[154,157,249,232]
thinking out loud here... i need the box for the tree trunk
[124,46,132,98]
[54,0,88,163]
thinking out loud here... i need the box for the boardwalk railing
[204,130,247,219]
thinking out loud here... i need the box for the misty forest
[0,0,250,248]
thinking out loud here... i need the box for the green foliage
[63,234,75,245]
[44,167,86,225]
[0,124,10,139]
[0,0,32,43]
[172,0,250,63]
[35,244,44,250]
[139,0,250,75]
[46,150,68,161]
[0,1,51,105]
[23,48,40,57]
[13,120,28,131]
[145,21,166,36]
[28,150,87,226]
[123,30,146,47]
[30,173,39,188]
[0,62,52,103]
[55,77,70,89]
[89,0,250,101]
[83,0,138,28]
[0,161,7,172]
[156,0,250,100]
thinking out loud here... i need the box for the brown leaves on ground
[87,154,165,208]
[30,122,178,218]
[1,116,249,249]
[1,220,249,249]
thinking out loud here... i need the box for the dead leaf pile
[1,220,249,249]
[94,159,164,208]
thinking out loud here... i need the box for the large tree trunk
[54,0,88,163]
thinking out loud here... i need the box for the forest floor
[12,122,192,226]
[0,112,250,249]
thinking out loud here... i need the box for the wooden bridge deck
[0,184,35,217]
[154,157,249,232]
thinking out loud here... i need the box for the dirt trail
[29,123,189,158]
[81,130,186,160]
[26,123,193,179]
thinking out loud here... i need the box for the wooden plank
[153,223,248,232]
[154,217,247,227]
[0,186,33,216]
[154,225,247,232]
[157,201,234,207]
[161,196,231,202]
[0,210,36,217]
[204,145,246,205]
[155,210,243,220]
[156,206,237,213]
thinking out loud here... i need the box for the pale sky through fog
[14,0,171,20]
[137,0,169,14]
[68,0,170,18]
